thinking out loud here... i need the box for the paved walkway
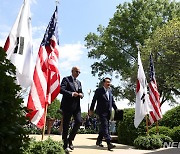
[30,134,179,154]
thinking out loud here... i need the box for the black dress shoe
[96,141,104,147]
[68,139,74,150]
[107,143,116,150]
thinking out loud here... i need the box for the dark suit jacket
[90,87,117,117]
[60,76,83,112]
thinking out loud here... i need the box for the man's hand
[72,92,79,97]
[89,110,93,116]
[78,93,83,98]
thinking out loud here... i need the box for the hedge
[117,108,147,145]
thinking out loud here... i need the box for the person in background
[60,66,83,153]
[85,115,91,129]
[89,77,118,151]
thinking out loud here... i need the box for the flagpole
[42,63,51,140]
[26,3,60,132]
[42,103,48,140]
[156,121,159,134]
[145,115,149,135]
[87,89,91,115]
[41,2,60,141]
[42,53,51,140]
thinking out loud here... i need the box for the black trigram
[141,93,145,104]
[14,37,24,55]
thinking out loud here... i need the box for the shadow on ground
[86,136,180,153]
[74,144,132,150]
[86,136,133,150]
[87,136,119,143]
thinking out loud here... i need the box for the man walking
[60,66,83,153]
[89,77,117,151]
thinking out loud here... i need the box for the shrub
[149,126,172,137]
[0,47,30,153]
[24,123,42,135]
[134,135,162,150]
[156,134,173,143]
[22,137,65,154]
[171,126,180,142]
[51,127,60,135]
[117,108,146,145]
[77,128,97,134]
[159,105,180,128]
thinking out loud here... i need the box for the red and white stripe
[27,36,60,129]
[149,79,162,125]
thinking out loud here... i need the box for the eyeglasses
[76,71,81,74]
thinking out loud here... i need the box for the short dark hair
[103,77,111,83]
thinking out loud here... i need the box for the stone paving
[30,134,180,154]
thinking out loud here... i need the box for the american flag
[27,7,60,129]
[148,53,162,125]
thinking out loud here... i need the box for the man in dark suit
[89,77,117,151]
[60,66,83,152]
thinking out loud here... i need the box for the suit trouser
[62,110,82,147]
[97,115,111,144]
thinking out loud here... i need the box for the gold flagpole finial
[55,0,60,6]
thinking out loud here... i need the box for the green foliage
[156,134,173,143]
[171,126,180,142]
[77,128,97,134]
[85,0,180,105]
[24,124,42,135]
[22,137,65,154]
[142,18,180,105]
[159,105,180,128]
[0,47,30,153]
[47,99,62,119]
[51,127,60,135]
[81,112,88,119]
[149,126,172,137]
[134,135,162,150]
[117,108,146,145]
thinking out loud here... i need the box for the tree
[0,47,30,153]
[141,18,180,105]
[47,99,62,119]
[85,0,180,105]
